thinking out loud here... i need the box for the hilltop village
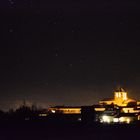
[0,88,140,124]
[45,88,140,124]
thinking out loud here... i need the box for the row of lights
[101,115,131,124]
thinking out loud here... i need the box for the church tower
[114,88,128,106]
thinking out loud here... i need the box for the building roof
[92,104,105,108]
[100,98,114,101]
[116,113,137,117]
[115,87,125,92]
[50,106,81,109]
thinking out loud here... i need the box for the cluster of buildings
[40,88,140,124]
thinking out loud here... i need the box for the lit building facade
[48,106,81,114]
[99,88,137,107]
[46,88,140,124]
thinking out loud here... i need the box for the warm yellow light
[119,92,121,98]
[39,113,48,117]
[116,93,119,98]
[61,108,81,114]
[49,108,81,114]
[126,119,130,124]
[119,117,131,123]
[95,108,105,111]
[123,92,127,100]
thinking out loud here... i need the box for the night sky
[1,0,140,110]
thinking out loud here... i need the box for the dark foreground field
[0,121,140,140]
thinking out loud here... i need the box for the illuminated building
[39,113,48,117]
[48,105,106,115]
[46,88,140,124]
[98,88,140,123]
[115,113,137,123]
[100,113,137,124]
[100,115,114,123]
[48,106,81,114]
[99,88,137,107]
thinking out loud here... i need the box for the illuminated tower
[114,88,128,106]
[99,87,137,107]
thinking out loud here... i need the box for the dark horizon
[1,0,140,110]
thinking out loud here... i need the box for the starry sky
[1,0,140,110]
